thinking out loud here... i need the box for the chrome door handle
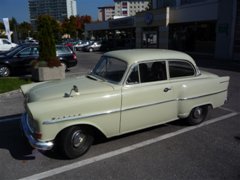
[164,87,172,92]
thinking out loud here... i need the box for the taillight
[73,53,77,60]
[34,132,42,139]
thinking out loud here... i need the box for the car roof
[104,49,196,65]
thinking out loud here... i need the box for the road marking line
[18,111,238,180]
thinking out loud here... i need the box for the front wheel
[0,65,10,77]
[59,126,94,159]
[185,106,209,125]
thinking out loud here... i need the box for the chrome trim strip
[121,99,177,112]
[42,89,227,125]
[43,109,120,125]
[178,89,227,101]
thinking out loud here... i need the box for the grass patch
[0,77,32,94]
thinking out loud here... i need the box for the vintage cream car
[21,49,230,159]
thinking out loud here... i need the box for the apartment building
[98,6,115,21]
[114,0,149,17]
[29,0,77,27]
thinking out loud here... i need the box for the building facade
[151,0,239,60]
[114,0,150,17]
[98,6,115,21]
[29,0,77,27]
[85,0,239,60]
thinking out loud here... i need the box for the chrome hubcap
[193,107,202,119]
[72,130,85,148]
[0,67,9,76]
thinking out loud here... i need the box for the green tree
[0,22,4,38]
[37,15,61,67]
[62,16,77,38]
[18,21,32,40]
[77,15,92,38]
[62,15,92,39]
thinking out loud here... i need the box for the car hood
[21,76,114,102]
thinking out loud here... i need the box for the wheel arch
[55,123,107,142]
[178,103,213,119]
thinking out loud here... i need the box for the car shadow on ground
[0,114,35,160]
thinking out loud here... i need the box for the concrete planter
[32,65,65,82]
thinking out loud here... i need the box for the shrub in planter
[32,15,64,81]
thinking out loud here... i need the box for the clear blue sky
[0,0,114,23]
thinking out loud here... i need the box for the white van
[0,38,18,52]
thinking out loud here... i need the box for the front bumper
[21,113,54,151]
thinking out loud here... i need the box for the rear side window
[56,46,71,55]
[169,61,195,78]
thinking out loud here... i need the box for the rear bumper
[21,113,54,151]
[66,60,77,68]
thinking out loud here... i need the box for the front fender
[26,90,122,141]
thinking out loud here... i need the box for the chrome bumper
[21,113,54,151]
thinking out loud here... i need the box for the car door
[13,46,39,71]
[120,61,178,134]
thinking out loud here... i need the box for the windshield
[91,56,127,83]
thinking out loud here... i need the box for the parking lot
[0,51,240,180]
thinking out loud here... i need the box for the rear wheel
[59,126,94,159]
[0,65,10,77]
[185,106,209,125]
[89,48,93,52]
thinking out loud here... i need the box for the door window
[127,61,167,84]
[17,47,32,57]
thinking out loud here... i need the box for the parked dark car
[0,44,77,77]
[82,41,102,52]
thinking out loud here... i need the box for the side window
[169,61,195,78]
[127,65,139,84]
[127,61,167,84]
[149,61,167,81]
[17,47,32,57]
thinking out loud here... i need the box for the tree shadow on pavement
[0,114,36,160]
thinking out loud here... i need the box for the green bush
[37,15,61,68]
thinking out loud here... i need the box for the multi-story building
[29,0,77,28]
[114,0,150,17]
[98,6,115,21]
